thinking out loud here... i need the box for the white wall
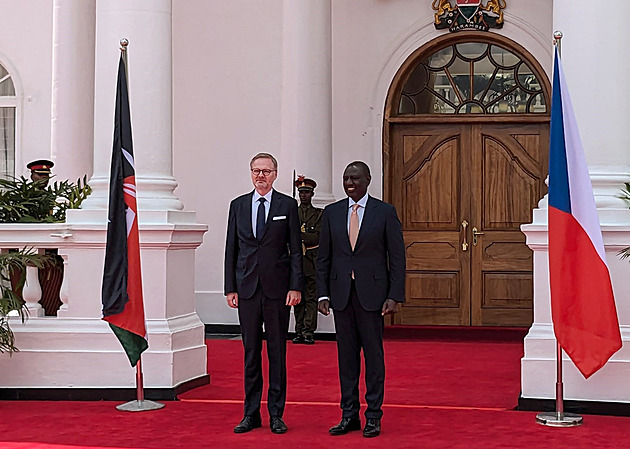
[0,1,53,176]
[331,0,553,199]
[172,0,283,324]
[0,1,556,328]
[173,0,554,327]
[553,0,630,169]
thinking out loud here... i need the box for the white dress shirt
[319,193,369,302]
[252,190,273,238]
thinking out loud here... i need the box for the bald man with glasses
[224,152,303,435]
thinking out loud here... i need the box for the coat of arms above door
[432,0,506,32]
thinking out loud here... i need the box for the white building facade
[0,0,629,408]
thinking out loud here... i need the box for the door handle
[472,227,484,246]
[461,220,469,251]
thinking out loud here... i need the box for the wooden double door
[389,120,548,326]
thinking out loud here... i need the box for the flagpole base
[116,400,165,412]
[535,412,583,427]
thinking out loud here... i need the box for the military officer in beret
[292,176,323,345]
[27,159,54,187]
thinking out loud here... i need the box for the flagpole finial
[120,38,129,51]
[553,31,563,44]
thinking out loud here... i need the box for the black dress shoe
[303,335,315,345]
[363,418,381,438]
[270,416,287,434]
[329,416,361,435]
[234,415,261,434]
[292,334,304,344]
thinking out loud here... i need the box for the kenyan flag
[102,55,148,367]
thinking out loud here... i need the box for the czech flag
[548,47,621,379]
[101,55,148,367]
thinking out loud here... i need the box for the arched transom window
[398,42,547,115]
[0,62,16,179]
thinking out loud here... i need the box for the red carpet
[1,332,629,449]
[179,339,523,409]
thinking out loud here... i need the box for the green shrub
[0,175,92,223]
[619,182,630,260]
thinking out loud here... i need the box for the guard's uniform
[27,159,63,316]
[293,177,322,343]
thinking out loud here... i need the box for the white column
[51,0,95,183]
[81,0,183,216]
[280,0,334,206]
[552,0,630,214]
[46,0,208,393]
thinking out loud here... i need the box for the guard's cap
[27,159,54,175]
[294,175,317,191]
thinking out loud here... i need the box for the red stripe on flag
[549,207,621,378]
[104,175,145,337]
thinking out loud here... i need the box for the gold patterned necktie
[349,204,360,250]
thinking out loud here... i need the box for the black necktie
[256,197,266,240]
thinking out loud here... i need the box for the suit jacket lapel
[245,191,255,239]
[355,196,376,250]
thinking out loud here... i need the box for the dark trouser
[333,281,385,420]
[238,285,290,418]
[293,274,317,338]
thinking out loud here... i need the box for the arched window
[0,62,16,179]
[398,41,546,115]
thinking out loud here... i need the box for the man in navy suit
[224,153,303,434]
[317,161,405,438]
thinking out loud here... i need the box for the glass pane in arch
[489,45,520,69]
[455,42,488,62]
[0,63,15,96]
[0,108,15,179]
[427,46,454,69]
[0,62,15,179]
[397,41,547,115]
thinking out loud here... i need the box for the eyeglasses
[251,168,276,176]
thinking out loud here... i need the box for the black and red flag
[102,54,147,367]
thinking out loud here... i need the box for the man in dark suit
[317,161,405,438]
[224,152,303,435]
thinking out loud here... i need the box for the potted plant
[0,249,51,354]
[0,175,92,350]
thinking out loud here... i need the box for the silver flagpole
[114,38,164,413]
[117,358,164,412]
[536,342,582,426]
[535,31,582,427]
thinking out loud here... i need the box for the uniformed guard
[292,176,323,344]
[27,159,54,187]
[26,159,62,315]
